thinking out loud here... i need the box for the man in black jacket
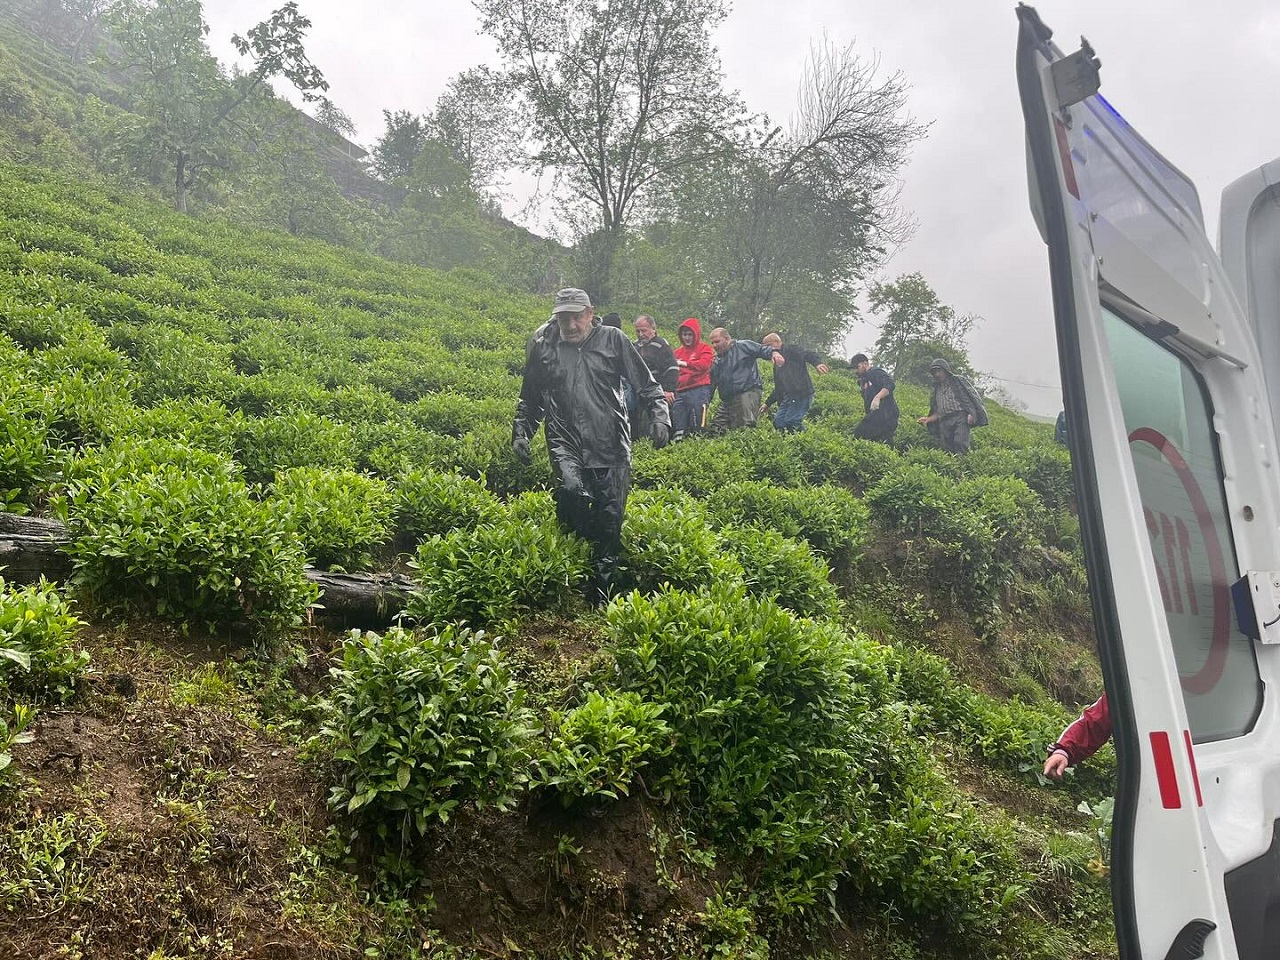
[760,332,828,432]
[632,314,678,437]
[708,326,784,433]
[513,288,670,604]
[851,353,899,444]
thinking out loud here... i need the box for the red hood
[678,318,703,343]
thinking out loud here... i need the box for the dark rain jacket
[514,319,669,469]
[636,335,679,393]
[711,339,777,398]
[858,366,899,416]
[765,344,824,405]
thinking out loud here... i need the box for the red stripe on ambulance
[1150,731,1182,809]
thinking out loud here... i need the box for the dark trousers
[709,388,762,434]
[552,457,631,595]
[671,386,711,439]
[938,412,972,454]
[854,406,899,444]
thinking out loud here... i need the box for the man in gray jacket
[708,327,784,433]
[513,288,670,604]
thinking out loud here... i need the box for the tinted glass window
[1104,307,1262,741]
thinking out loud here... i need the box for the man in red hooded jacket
[671,318,714,441]
[1043,694,1112,779]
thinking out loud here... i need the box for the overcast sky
[203,0,1280,415]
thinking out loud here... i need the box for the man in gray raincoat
[917,357,988,454]
[513,288,670,604]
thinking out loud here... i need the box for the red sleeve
[1051,695,1112,765]
[686,344,713,374]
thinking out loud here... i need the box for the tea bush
[405,516,590,625]
[232,411,357,484]
[619,488,742,593]
[318,625,537,841]
[632,439,753,497]
[394,468,502,541]
[0,578,88,702]
[705,480,869,560]
[535,691,672,807]
[57,445,317,635]
[787,431,900,489]
[716,524,840,619]
[270,467,395,571]
[606,586,899,914]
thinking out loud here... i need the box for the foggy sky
[203,0,1280,416]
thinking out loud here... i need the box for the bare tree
[474,0,741,298]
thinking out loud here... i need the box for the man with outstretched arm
[513,288,670,606]
[708,327,784,433]
[760,332,828,433]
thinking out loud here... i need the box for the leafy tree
[620,40,926,349]
[428,66,520,198]
[869,271,978,384]
[369,108,427,183]
[313,96,357,139]
[106,0,328,213]
[474,0,741,299]
[39,0,118,60]
[231,102,366,244]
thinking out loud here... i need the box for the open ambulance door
[1017,7,1280,959]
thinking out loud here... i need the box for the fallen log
[0,512,416,627]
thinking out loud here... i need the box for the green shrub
[606,586,898,914]
[271,467,395,571]
[535,691,672,807]
[395,468,502,541]
[0,705,35,788]
[706,480,869,560]
[716,524,839,618]
[619,488,742,593]
[788,431,900,489]
[318,625,537,840]
[632,439,753,497]
[0,578,88,702]
[454,423,554,496]
[57,445,317,636]
[233,411,356,484]
[0,383,54,508]
[405,515,590,625]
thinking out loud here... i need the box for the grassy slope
[0,162,1118,960]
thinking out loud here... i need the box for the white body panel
[1018,9,1280,958]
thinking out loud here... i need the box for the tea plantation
[0,165,1116,959]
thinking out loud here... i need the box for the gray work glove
[512,436,531,463]
[650,421,670,450]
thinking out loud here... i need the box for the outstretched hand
[816,363,829,375]
[771,352,786,367]
[1043,751,1069,781]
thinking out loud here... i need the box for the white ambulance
[1018,5,1280,958]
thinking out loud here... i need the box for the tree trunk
[0,514,415,628]
[175,150,188,214]
[576,226,622,303]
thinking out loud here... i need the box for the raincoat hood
[679,318,703,343]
